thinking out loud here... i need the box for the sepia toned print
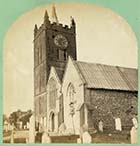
[3,3,138,144]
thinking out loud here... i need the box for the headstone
[130,126,138,144]
[79,124,88,140]
[108,133,112,137]
[42,131,51,143]
[26,137,29,143]
[98,120,103,132]
[29,115,35,143]
[27,122,29,129]
[132,118,138,129]
[4,121,8,132]
[82,131,92,143]
[115,118,122,131]
[10,130,14,143]
[10,123,14,143]
[77,138,82,143]
[19,121,23,129]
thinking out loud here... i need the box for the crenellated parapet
[34,8,76,38]
[50,21,75,34]
[34,20,75,38]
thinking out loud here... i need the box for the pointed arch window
[67,83,75,103]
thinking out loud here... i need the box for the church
[34,6,138,137]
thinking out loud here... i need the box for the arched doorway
[49,112,55,132]
[51,113,55,132]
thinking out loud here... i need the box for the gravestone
[19,121,23,129]
[29,115,35,143]
[132,118,138,129]
[130,126,138,144]
[4,121,8,132]
[77,138,82,143]
[115,118,122,131]
[42,131,51,143]
[10,130,14,143]
[26,137,29,143]
[82,131,92,143]
[10,123,14,143]
[98,120,103,132]
[27,122,29,129]
[24,125,26,129]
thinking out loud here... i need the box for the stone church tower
[34,6,77,129]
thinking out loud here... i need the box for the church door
[50,113,55,132]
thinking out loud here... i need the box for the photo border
[0,0,139,145]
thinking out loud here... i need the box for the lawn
[91,132,130,143]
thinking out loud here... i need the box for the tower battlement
[50,22,75,33]
[34,19,75,39]
[34,5,75,38]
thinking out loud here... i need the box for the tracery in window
[67,83,75,103]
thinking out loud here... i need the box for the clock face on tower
[54,34,68,49]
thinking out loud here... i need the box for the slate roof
[74,61,138,91]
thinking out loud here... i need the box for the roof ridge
[76,60,137,70]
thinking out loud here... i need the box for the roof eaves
[86,86,138,92]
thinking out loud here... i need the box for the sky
[3,2,138,116]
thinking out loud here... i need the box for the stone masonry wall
[85,89,138,132]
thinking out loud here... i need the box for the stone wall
[85,89,138,132]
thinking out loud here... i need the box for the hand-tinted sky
[3,2,138,116]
